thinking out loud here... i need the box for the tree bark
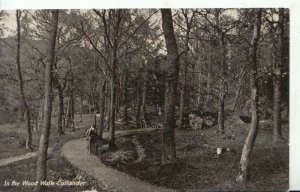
[218,92,225,133]
[16,10,32,150]
[79,94,83,122]
[160,9,181,164]
[65,98,70,129]
[70,73,75,132]
[217,14,226,134]
[140,69,147,127]
[179,12,191,129]
[109,67,117,150]
[273,8,284,143]
[106,82,111,131]
[123,71,128,129]
[237,9,262,183]
[57,91,64,134]
[99,81,106,138]
[205,53,212,108]
[36,10,59,188]
[136,80,142,126]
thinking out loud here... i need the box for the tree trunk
[123,72,128,129]
[99,81,106,139]
[160,9,181,164]
[16,10,32,150]
[65,98,70,129]
[109,78,116,149]
[237,9,262,183]
[136,80,141,126]
[218,93,225,133]
[36,10,59,188]
[140,71,147,127]
[273,8,284,143]
[109,57,117,150]
[205,56,212,108]
[88,97,92,115]
[79,94,83,122]
[70,75,75,132]
[57,91,64,135]
[179,15,191,129]
[93,101,97,128]
[106,82,110,131]
[218,33,226,134]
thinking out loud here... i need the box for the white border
[0,0,299,190]
[0,0,296,9]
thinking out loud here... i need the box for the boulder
[188,111,217,130]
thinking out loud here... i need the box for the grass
[0,115,93,159]
[98,112,289,191]
[0,149,107,192]
[0,114,109,192]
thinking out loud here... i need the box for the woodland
[0,8,289,191]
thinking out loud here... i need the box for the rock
[188,111,217,130]
[217,147,236,155]
[203,144,209,148]
[239,115,251,124]
[217,148,223,155]
[106,150,136,163]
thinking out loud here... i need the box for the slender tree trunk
[99,81,106,139]
[70,75,75,132]
[109,57,117,150]
[141,71,147,127]
[234,77,242,110]
[93,100,97,128]
[218,92,225,133]
[80,94,83,122]
[57,91,64,135]
[16,10,32,150]
[218,31,226,134]
[273,8,284,143]
[205,56,212,108]
[106,82,111,131]
[88,97,92,115]
[123,72,128,129]
[38,101,44,132]
[136,80,141,126]
[160,9,181,164]
[179,19,190,129]
[109,79,116,149]
[36,10,59,189]
[237,9,262,183]
[65,98,70,129]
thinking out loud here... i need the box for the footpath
[61,128,175,192]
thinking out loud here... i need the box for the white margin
[0,0,299,190]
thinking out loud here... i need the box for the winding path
[61,128,175,192]
[0,148,53,167]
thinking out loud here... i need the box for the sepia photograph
[0,4,294,192]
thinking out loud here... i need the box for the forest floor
[0,115,92,159]
[0,111,289,191]
[0,114,108,192]
[98,111,289,191]
[62,128,174,192]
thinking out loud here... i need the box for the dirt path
[0,148,53,167]
[62,128,175,192]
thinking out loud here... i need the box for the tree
[36,10,59,189]
[16,10,33,149]
[195,9,237,134]
[236,9,262,182]
[77,9,159,149]
[272,8,285,143]
[176,9,195,129]
[160,9,181,164]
